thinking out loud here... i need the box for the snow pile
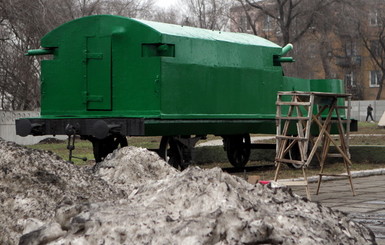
[0,138,376,244]
[34,166,375,245]
[95,146,178,190]
[0,139,125,244]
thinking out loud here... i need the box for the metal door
[85,36,112,110]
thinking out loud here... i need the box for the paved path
[290,175,385,244]
[197,136,275,147]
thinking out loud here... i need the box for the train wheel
[158,136,182,169]
[224,134,251,168]
[91,134,128,163]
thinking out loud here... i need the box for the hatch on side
[85,35,112,111]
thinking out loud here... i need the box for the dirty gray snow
[0,138,376,244]
[0,139,125,244]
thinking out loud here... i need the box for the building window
[370,70,381,87]
[370,40,382,56]
[369,11,379,26]
[345,72,355,87]
[345,40,357,56]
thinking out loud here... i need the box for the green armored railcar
[16,15,345,167]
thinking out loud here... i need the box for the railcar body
[16,15,345,168]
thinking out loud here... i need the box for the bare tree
[0,0,156,110]
[151,7,181,25]
[237,0,346,45]
[355,1,385,100]
[231,0,360,82]
[327,2,365,99]
[182,0,232,30]
[309,1,355,79]
[0,0,59,110]
[101,0,155,19]
[360,23,385,100]
[229,1,259,35]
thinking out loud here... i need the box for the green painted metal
[281,43,293,55]
[85,36,112,110]
[26,49,55,56]
[27,15,345,136]
[144,119,276,136]
[275,57,295,63]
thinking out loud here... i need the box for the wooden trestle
[274,91,355,200]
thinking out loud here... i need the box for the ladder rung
[275,158,305,165]
[276,116,310,120]
[277,180,308,186]
[330,119,349,123]
[276,135,308,140]
[278,92,312,96]
[318,173,350,177]
[276,102,311,106]
[327,153,343,158]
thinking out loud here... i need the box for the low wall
[193,145,385,165]
[350,100,385,122]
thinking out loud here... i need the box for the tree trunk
[319,41,333,78]
[376,78,384,100]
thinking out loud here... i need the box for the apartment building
[230,0,385,100]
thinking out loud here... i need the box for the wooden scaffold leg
[274,93,313,200]
[275,91,355,199]
[314,103,355,196]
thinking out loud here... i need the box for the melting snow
[0,139,376,244]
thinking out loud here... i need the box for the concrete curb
[279,168,385,183]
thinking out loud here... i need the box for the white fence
[0,111,65,145]
[350,100,385,122]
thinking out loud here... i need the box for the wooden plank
[276,101,311,106]
[276,116,310,120]
[278,91,312,96]
[277,180,308,186]
[275,158,304,165]
[276,135,308,140]
[330,119,349,123]
[318,173,349,177]
[312,114,353,166]
[327,153,343,158]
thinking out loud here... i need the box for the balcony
[336,56,362,67]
